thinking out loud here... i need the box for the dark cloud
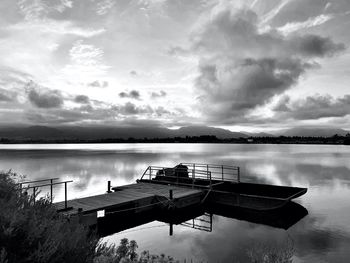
[151,90,167,98]
[119,90,141,100]
[118,102,152,115]
[292,34,346,57]
[27,82,63,108]
[273,94,350,120]
[74,95,90,104]
[88,80,108,88]
[196,57,313,122]
[188,7,345,124]
[129,70,138,76]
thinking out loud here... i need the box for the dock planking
[54,182,203,217]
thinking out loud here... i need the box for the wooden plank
[54,182,203,216]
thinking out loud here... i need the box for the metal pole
[107,180,112,193]
[222,165,224,181]
[64,182,68,210]
[209,171,212,189]
[169,223,173,236]
[149,167,152,180]
[50,179,53,203]
[237,167,240,183]
[192,169,194,188]
[206,164,209,179]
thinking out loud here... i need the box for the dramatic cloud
[74,95,90,104]
[119,90,141,100]
[190,6,345,124]
[273,94,350,120]
[27,82,63,108]
[151,90,167,99]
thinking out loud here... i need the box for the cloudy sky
[0,0,349,132]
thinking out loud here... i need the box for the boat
[138,162,307,211]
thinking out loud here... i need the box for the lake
[0,143,349,262]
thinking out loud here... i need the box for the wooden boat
[138,163,307,211]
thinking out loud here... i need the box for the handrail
[23,180,73,189]
[180,162,240,182]
[18,178,59,186]
[180,162,239,169]
[141,163,241,184]
[21,179,73,210]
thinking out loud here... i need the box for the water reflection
[0,143,350,262]
[98,202,307,237]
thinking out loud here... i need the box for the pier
[18,163,307,229]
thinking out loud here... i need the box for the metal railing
[181,213,213,232]
[139,162,241,188]
[18,178,73,210]
[180,162,240,182]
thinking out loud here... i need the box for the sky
[0,0,349,132]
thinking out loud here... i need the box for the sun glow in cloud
[0,0,349,130]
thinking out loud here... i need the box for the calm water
[0,143,350,262]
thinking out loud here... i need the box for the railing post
[149,167,152,180]
[209,171,212,189]
[64,181,68,210]
[206,164,209,179]
[169,223,173,236]
[169,189,173,200]
[221,165,224,181]
[237,167,240,183]
[50,179,53,203]
[107,180,112,193]
[192,169,195,188]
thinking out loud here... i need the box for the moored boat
[138,163,307,211]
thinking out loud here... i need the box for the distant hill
[0,125,348,141]
[174,126,247,139]
[0,125,248,140]
[278,127,350,137]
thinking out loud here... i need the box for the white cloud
[277,14,333,35]
[17,0,74,21]
[7,20,106,38]
[259,0,291,25]
[61,40,110,81]
[96,0,115,15]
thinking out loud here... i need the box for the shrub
[0,171,98,263]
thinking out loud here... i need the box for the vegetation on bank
[0,171,177,263]
[0,171,295,263]
[0,134,349,145]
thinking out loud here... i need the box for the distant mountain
[0,126,64,139]
[175,126,247,139]
[243,132,275,137]
[0,125,247,140]
[278,127,350,137]
[0,125,349,141]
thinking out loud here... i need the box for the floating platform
[54,182,203,226]
[51,162,307,229]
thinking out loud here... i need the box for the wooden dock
[54,182,203,222]
[20,162,306,229]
